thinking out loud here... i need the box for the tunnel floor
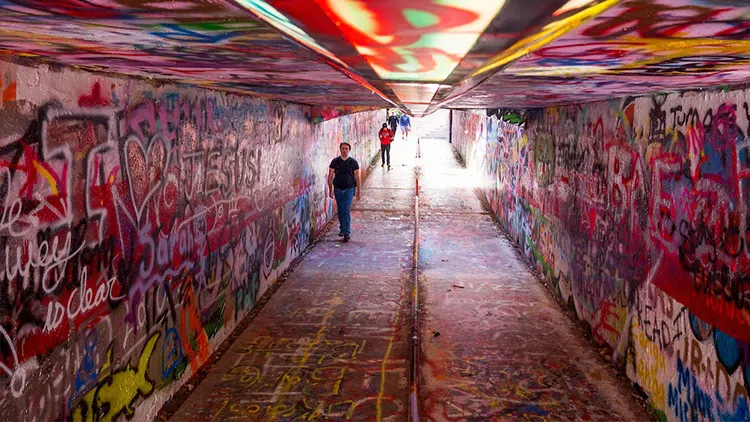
[165,136,650,421]
[416,140,650,421]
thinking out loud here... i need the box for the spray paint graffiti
[0,60,383,421]
[451,83,750,420]
[450,1,750,110]
[71,333,160,422]
[0,0,386,107]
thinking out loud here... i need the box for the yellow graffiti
[472,0,620,77]
[328,400,357,419]
[608,37,750,75]
[518,37,750,78]
[72,333,159,422]
[311,366,347,396]
[630,322,666,409]
[32,160,60,195]
[72,349,112,422]
[266,293,341,421]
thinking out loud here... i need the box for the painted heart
[124,136,168,223]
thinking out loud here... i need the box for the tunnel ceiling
[0,0,391,107]
[0,0,748,115]
[446,0,750,110]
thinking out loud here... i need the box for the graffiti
[450,83,750,419]
[0,326,24,398]
[631,322,667,409]
[71,333,159,422]
[184,288,410,422]
[263,0,506,82]
[160,328,184,381]
[488,108,527,126]
[449,1,750,110]
[0,72,15,105]
[0,60,383,420]
[306,105,381,125]
[583,1,727,39]
[668,358,714,422]
[0,0,384,107]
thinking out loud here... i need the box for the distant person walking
[399,113,411,140]
[328,142,361,242]
[387,111,399,134]
[379,123,394,170]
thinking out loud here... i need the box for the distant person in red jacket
[379,123,394,170]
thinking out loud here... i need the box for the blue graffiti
[68,329,99,409]
[690,312,750,398]
[668,358,715,422]
[716,392,750,421]
[536,57,625,68]
[161,328,184,381]
[689,312,713,341]
[715,328,742,372]
[150,24,241,44]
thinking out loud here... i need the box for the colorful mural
[449,0,750,109]
[0,0,390,107]
[0,1,747,114]
[307,105,382,124]
[451,83,750,420]
[0,59,383,421]
[299,0,506,82]
[256,0,570,111]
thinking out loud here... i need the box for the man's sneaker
[343,234,350,242]
[381,163,385,167]
[388,166,392,170]
[338,232,345,236]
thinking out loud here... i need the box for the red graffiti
[583,0,728,39]
[78,82,110,107]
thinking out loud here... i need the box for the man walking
[399,113,411,140]
[387,111,399,134]
[379,123,394,170]
[328,142,361,242]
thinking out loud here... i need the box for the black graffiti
[556,138,588,173]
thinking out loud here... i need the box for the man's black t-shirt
[387,115,399,131]
[330,157,359,189]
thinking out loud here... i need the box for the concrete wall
[0,60,383,421]
[451,87,750,421]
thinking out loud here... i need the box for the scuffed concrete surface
[417,138,651,421]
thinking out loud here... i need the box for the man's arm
[355,169,361,200]
[327,168,335,198]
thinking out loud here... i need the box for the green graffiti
[403,9,440,28]
[71,333,159,422]
[491,108,527,126]
[499,111,526,125]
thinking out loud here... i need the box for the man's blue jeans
[334,187,355,235]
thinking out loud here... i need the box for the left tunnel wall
[0,60,384,421]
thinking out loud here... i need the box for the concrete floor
[167,135,649,421]
[417,140,649,421]
[168,137,417,421]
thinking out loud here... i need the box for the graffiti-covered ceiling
[0,0,748,114]
[446,0,750,110]
[0,0,392,107]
